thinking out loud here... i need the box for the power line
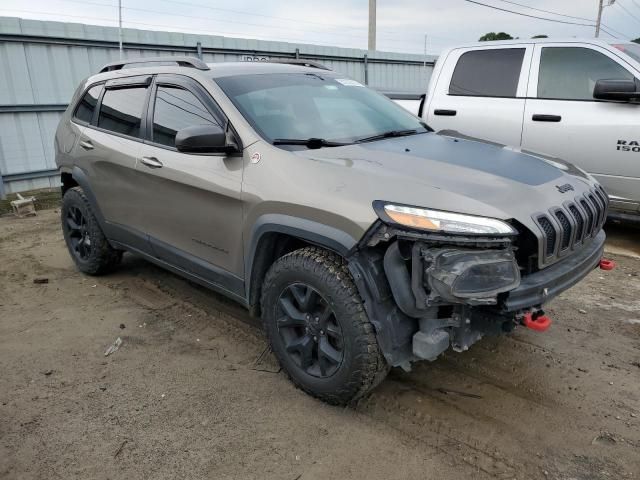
[495,0,596,22]
[53,0,374,42]
[0,7,429,53]
[616,1,640,25]
[495,0,628,38]
[77,0,629,41]
[629,0,640,10]
[44,0,433,45]
[142,0,459,43]
[151,0,373,35]
[460,0,596,27]
[599,26,620,39]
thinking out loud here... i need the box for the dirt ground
[1,210,639,480]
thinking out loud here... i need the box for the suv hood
[291,132,599,235]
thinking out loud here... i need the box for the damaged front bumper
[503,230,604,311]
[350,223,606,368]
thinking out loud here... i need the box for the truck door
[521,44,640,213]
[426,45,532,146]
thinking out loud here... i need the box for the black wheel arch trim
[245,213,358,297]
[245,214,414,366]
[70,166,106,226]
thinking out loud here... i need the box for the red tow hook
[522,312,552,332]
[599,258,616,270]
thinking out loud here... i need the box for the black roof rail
[99,56,210,73]
[269,58,331,70]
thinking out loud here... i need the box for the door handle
[532,114,562,122]
[434,109,457,116]
[141,156,163,168]
[79,140,94,150]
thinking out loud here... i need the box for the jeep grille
[533,186,608,268]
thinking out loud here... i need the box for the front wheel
[261,247,388,405]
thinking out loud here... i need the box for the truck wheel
[261,247,389,405]
[61,186,122,275]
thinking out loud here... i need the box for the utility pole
[595,0,616,38]
[423,34,428,68]
[423,34,429,82]
[118,0,123,59]
[368,0,376,51]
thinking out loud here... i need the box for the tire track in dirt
[100,250,640,480]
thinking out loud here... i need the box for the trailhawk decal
[617,140,640,152]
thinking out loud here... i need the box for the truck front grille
[533,186,608,268]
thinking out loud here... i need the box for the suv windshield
[215,72,428,146]
[612,42,640,63]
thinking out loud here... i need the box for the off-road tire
[61,186,122,275]
[261,247,389,405]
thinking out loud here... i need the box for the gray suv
[55,57,610,405]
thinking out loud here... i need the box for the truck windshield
[612,43,640,64]
[215,72,428,146]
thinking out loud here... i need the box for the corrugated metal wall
[0,17,435,194]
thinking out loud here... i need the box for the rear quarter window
[449,48,525,97]
[73,85,103,124]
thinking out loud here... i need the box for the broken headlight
[375,202,516,235]
[426,248,521,302]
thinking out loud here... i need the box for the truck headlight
[376,202,516,235]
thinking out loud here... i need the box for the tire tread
[261,246,388,405]
[62,186,121,276]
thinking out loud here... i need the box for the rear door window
[97,87,148,138]
[449,48,525,97]
[73,85,103,124]
[152,86,221,148]
[537,47,634,100]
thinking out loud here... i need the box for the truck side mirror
[593,79,640,102]
[175,124,238,154]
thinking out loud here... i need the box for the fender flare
[70,166,107,227]
[243,214,413,365]
[244,214,357,297]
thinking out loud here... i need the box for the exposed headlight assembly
[376,202,516,235]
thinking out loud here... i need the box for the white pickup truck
[390,38,640,221]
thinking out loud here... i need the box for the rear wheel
[61,187,122,275]
[261,247,388,405]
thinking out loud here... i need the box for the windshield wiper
[273,138,351,149]
[355,129,426,144]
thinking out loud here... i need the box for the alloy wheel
[65,206,92,261]
[276,283,344,378]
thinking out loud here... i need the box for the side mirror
[593,79,640,102]
[175,124,237,154]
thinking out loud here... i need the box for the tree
[633,37,640,44]
[478,32,514,41]
[532,35,548,38]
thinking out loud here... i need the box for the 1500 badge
[617,140,640,152]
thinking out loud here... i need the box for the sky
[1,0,638,55]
